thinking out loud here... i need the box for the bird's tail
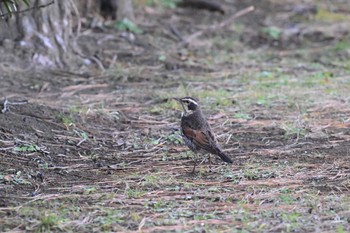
[217,150,233,163]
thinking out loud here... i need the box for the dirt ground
[1,0,350,232]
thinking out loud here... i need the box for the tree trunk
[116,0,134,21]
[0,0,135,69]
[0,0,80,69]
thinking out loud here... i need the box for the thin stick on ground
[1,97,28,113]
[178,5,255,48]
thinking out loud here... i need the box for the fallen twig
[178,5,255,48]
[1,97,28,113]
[169,24,184,42]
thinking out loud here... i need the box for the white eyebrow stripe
[182,98,198,105]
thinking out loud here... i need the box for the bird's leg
[208,154,212,172]
[190,153,198,174]
[191,160,197,174]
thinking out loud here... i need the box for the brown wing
[182,125,216,154]
[182,125,233,163]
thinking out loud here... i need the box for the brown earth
[1,0,350,232]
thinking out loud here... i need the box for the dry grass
[1,0,350,232]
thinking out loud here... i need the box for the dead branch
[169,24,184,42]
[179,5,255,48]
[1,97,28,113]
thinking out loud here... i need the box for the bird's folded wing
[182,125,214,152]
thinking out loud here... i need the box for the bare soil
[1,0,350,232]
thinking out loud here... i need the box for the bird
[174,97,232,173]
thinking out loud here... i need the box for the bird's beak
[172,98,186,111]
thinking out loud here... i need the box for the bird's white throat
[182,109,194,116]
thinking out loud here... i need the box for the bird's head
[174,97,200,114]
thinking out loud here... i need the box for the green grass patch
[315,8,350,22]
